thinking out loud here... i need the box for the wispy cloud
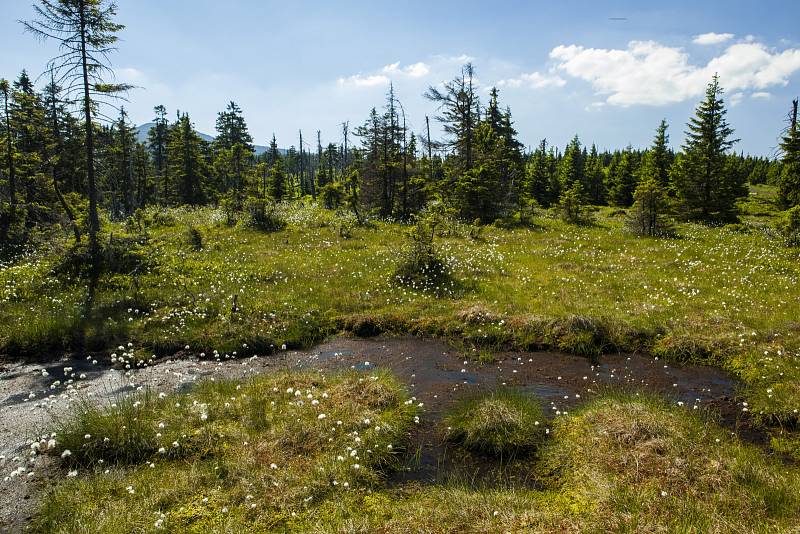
[496,70,565,89]
[337,73,390,88]
[382,62,430,78]
[693,32,734,45]
[338,61,434,89]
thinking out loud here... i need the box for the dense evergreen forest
[1,2,799,255]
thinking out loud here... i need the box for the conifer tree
[11,72,52,228]
[584,144,606,204]
[558,181,589,224]
[454,122,511,222]
[24,0,131,256]
[267,134,280,167]
[651,119,672,189]
[168,113,205,205]
[524,139,551,206]
[0,79,18,239]
[270,157,287,202]
[110,106,136,216]
[559,135,584,191]
[214,101,254,197]
[778,98,800,208]
[609,149,638,207]
[355,104,398,216]
[626,178,673,237]
[424,63,479,173]
[132,142,150,207]
[486,88,503,132]
[546,145,561,205]
[148,105,169,203]
[41,69,82,240]
[673,75,744,221]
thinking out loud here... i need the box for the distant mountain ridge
[135,123,286,156]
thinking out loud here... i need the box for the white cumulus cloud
[549,40,800,106]
[693,32,734,45]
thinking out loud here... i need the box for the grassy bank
[2,189,798,429]
[32,370,417,533]
[31,374,800,533]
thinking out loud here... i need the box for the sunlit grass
[32,382,800,533]
[32,369,418,533]
[1,188,799,428]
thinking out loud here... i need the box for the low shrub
[626,179,675,237]
[243,197,287,232]
[320,182,345,209]
[779,205,800,246]
[53,234,153,280]
[186,226,203,251]
[394,215,453,292]
[557,182,592,225]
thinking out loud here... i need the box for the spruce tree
[626,179,674,237]
[559,135,584,191]
[270,157,287,202]
[778,98,800,208]
[424,63,479,173]
[0,79,18,239]
[10,71,59,233]
[168,113,205,205]
[42,69,82,240]
[609,149,638,207]
[546,146,561,206]
[214,101,254,197]
[23,0,131,256]
[486,88,503,132]
[584,144,606,204]
[558,181,589,224]
[148,105,169,203]
[267,134,280,167]
[42,70,74,191]
[674,75,744,221]
[524,139,551,206]
[454,122,511,222]
[651,119,672,189]
[110,107,136,216]
[132,142,151,207]
[355,107,388,214]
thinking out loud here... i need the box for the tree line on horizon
[1,0,799,252]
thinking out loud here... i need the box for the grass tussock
[444,390,547,458]
[537,393,800,532]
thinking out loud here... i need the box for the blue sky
[2,0,799,155]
